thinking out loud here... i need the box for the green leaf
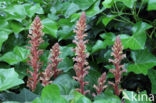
[120,22,152,50]
[32,84,68,103]
[65,3,80,18]
[102,0,113,8]
[122,91,153,103]
[71,91,92,103]
[92,40,106,53]
[102,15,117,26]
[73,0,96,10]
[59,46,74,58]
[10,22,24,34]
[94,88,121,103]
[0,88,38,102]
[0,68,24,91]
[0,46,29,65]
[4,4,27,22]
[127,49,156,75]
[58,57,73,72]
[86,0,102,17]
[24,3,44,18]
[58,26,73,41]
[148,69,156,94]
[115,0,137,8]
[0,30,11,51]
[53,74,77,95]
[147,0,156,11]
[42,18,58,38]
[92,33,115,53]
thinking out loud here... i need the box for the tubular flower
[108,36,127,96]
[27,16,44,91]
[72,12,90,95]
[93,72,107,96]
[40,43,62,86]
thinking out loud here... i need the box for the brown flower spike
[27,16,44,91]
[40,43,62,86]
[73,12,90,95]
[108,36,126,96]
[93,72,107,96]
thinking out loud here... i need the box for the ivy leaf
[42,18,58,38]
[71,91,92,103]
[148,69,156,94]
[121,22,152,50]
[94,88,121,103]
[0,30,12,51]
[102,15,117,26]
[147,0,156,11]
[115,0,137,8]
[73,0,96,10]
[92,40,106,53]
[0,88,38,102]
[92,33,115,53]
[32,84,68,103]
[0,68,24,91]
[4,5,27,22]
[53,74,77,95]
[65,3,80,18]
[0,46,29,65]
[86,0,102,17]
[24,3,44,18]
[58,57,73,72]
[102,0,113,8]
[58,26,73,41]
[127,49,156,75]
[10,22,24,34]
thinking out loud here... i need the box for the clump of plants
[26,12,127,100]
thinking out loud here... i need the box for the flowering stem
[109,36,127,96]
[73,12,90,95]
[27,16,44,91]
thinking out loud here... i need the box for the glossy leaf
[24,3,44,17]
[0,46,29,65]
[127,49,156,75]
[102,0,113,8]
[0,68,24,91]
[0,88,38,102]
[148,69,156,94]
[86,0,102,17]
[65,3,80,18]
[58,57,73,72]
[32,84,68,103]
[4,5,27,22]
[71,91,92,103]
[94,88,121,103]
[121,22,152,50]
[73,0,96,10]
[10,22,24,34]
[0,30,11,51]
[53,74,77,95]
[42,18,58,38]
[115,0,137,8]
[147,0,156,11]
[102,15,117,26]
[92,33,115,53]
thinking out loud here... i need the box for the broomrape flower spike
[93,72,107,96]
[27,16,44,91]
[72,12,90,95]
[108,36,127,96]
[40,43,62,86]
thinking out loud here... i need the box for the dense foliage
[0,0,156,103]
